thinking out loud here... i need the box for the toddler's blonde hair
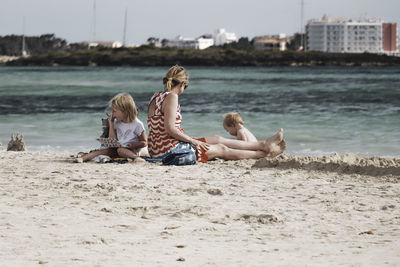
[223,112,244,127]
[110,93,138,123]
[163,65,189,91]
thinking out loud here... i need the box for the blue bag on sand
[161,143,196,166]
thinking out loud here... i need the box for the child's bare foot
[262,128,283,152]
[75,157,84,163]
[132,157,146,163]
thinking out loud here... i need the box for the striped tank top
[147,91,208,162]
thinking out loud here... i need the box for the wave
[2,87,399,115]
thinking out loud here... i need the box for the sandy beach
[0,150,399,266]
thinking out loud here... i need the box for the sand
[0,150,399,266]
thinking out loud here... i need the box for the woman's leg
[205,129,284,153]
[206,139,286,161]
[205,144,262,161]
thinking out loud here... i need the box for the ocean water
[0,66,399,157]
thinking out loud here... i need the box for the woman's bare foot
[265,139,286,158]
[262,128,283,152]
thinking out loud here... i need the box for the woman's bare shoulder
[164,92,178,102]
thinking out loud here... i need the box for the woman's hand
[192,139,210,151]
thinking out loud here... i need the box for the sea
[0,66,399,157]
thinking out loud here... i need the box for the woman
[147,65,286,164]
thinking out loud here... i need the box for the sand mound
[253,153,400,177]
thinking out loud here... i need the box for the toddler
[223,112,257,142]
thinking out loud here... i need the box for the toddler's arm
[236,129,247,141]
[237,128,257,142]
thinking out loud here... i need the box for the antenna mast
[91,0,97,41]
[123,7,128,46]
[22,16,28,57]
[300,0,305,51]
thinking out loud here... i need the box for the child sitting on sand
[223,112,258,142]
[76,93,147,163]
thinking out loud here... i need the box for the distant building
[87,41,122,49]
[164,35,214,50]
[253,34,291,51]
[197,35,215,50]
[383,23,397,52]
[213,29,237,46]
[162,28,237,49]
[306,15,398,54]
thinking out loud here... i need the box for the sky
[1,0,399,45]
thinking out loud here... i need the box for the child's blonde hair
[110,93,138,123]
[163,65,189,91]
[223,112,244,127]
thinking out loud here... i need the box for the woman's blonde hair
[163,65,189,91]
[110,93,138,123]
[223,112,244,127]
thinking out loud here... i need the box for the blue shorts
[146,142,197,166]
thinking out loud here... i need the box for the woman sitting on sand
[147,65,286,165]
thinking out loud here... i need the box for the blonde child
[223,112,258,142]
[76,93,147,163]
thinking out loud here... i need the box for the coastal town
[141,15,399,56]
[0,15,399,65]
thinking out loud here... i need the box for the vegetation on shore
[2,34,400,67]
[0,34,67,56]
[6,46,400,67]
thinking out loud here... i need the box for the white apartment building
[164,28,237,49]
[197,35,215,50]
[306,16,384,53]
[213,28,237,46]
[165,35,214,50]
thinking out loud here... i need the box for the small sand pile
[7,134,26,151]
[253,153,400,177]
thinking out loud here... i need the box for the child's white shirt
[114,118,145,147]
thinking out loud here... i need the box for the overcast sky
[1,0,399,45]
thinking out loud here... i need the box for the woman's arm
[163,93,208,149]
